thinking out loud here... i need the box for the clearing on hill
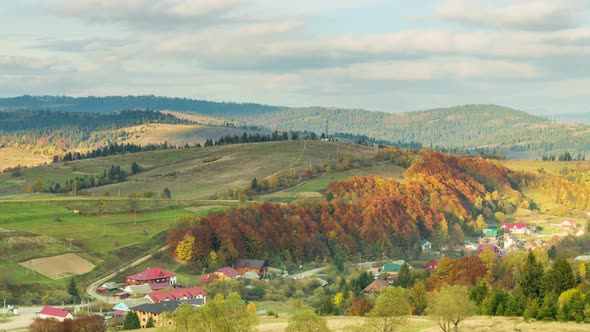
[18,253,95,280]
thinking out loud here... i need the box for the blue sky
[1,0,590,113]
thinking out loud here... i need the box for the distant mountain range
[0,95,588,157]
[541,112,590,125]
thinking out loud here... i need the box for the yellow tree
[175,234,195,261]
[268,174,279,189]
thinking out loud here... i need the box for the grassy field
[502,159,590,176]
[121,123,268,147]
[0,140,378,198]
[0,147,51,171]
[257,313,590,331]
[0,197,225,255]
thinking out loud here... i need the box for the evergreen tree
[123,311,141,330]
[67,277,79,303]
[536,293,557,321]
[395,263,412,288]
[519,252,544,300]
[250,177,258,191]
[161,187,172,199]
[131,161,140,174]
[543,257,575,295]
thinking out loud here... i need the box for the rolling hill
[1,96,588,158]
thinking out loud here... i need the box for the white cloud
[436,0,582,31]
[0,55,58,71]
[53,0,247,27]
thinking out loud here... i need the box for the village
[27,216,588,330]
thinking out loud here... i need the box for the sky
[1,0,590,113]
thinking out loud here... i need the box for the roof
[500,222,527,229]
[562,220,576,226]
[126,267,176,281]
[147,286,207,303]
[241,271,260,280]
[112,298,152,311]
[424,259,439,270]
[420,239,431,245]
[477,244,499,253]
[96,286,108,291]
[39,306,71,318]
[131,298,205,314]
[103,282,119,289]
[216,267,240,278]
[363,279,389,293]
[131,301,183,314]
[234,259,269,269]
[382,263,403,273]
[125,284,153,295]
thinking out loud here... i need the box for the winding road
[85,245,170,304]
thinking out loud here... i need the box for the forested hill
[225,104,590,156]
[0,109,191,155]
[0,95,281,116]
[2,96,589,156]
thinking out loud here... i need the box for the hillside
[227,104,590,157]
[2,96,588,157]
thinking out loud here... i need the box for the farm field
[502,159,590,176]
[0,140,378,198]
[0,197,226,254]
[0,147,51,171]
[19,253,95,280]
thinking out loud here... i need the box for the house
[124,284,153,295]
[233,259,269,276]
[125,268,177,286]
[483,227,498,237]
[38,306,73,321]
[150,282,171,291]
[96,281,119,294]
[146,286,207,304]
[420,239,432,252]
[424,259,439,271]
[215,267,240,280]
[363,279,389,296]
[465,242,479,251]
[503,237,517,249]
[561,220,577,229]
[112,298,152,312]
[131,299,204,328]
[200,273,215,284]
[382,260,409,274]
[500,222,532,235]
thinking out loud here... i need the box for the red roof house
[215,267,240,280]
[125,268,177,285]
[38,306,73,321]
[146,286,207,304]
[424,259,439,271]
[500,222,532,235]
[561,220,577,229]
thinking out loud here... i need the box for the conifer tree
[519,252,544,300]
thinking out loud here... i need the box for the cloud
[53,0,247,28]
[436,0,581,31]
[0,55,58,71]
[306,59,541,81]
